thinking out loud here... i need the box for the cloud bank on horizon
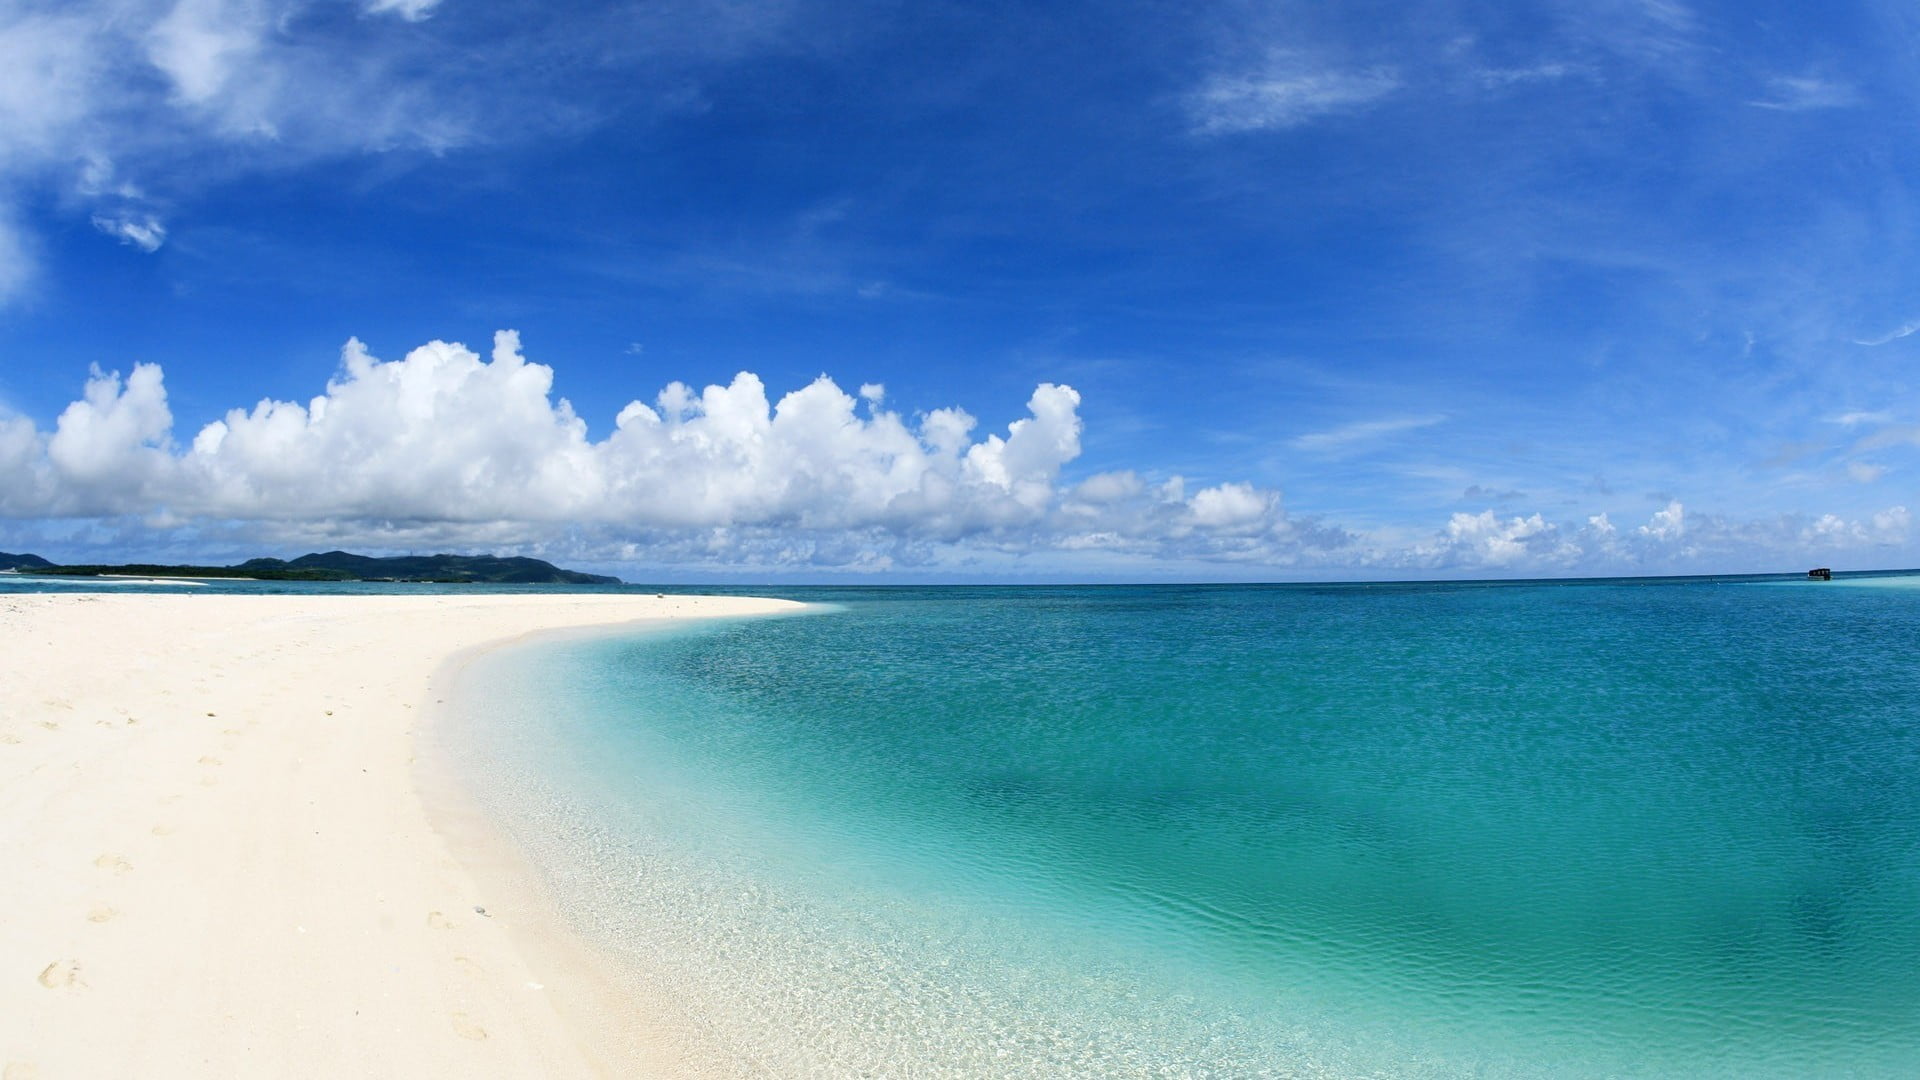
[2,334,1907,577]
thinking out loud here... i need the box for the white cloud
[1873,506,1911,541]
[1,0,799,302]
[0,1,432,298]
[1749,75,1860,112]
[147,0,263,108]
[1637,499,1684,541]
[1473,62,1579,88]
[1853,321,1920,346]
[0,11,99,158]
[0,333,1331,569]
[1848,461,1887,484]
[41,364,176,514]
[1435,510,1570,567]
[6,332,1087,535]
[363,0,443,21]
[0,1,815,304]
[1800,509,1908,547]
[7,335,1920,576]
[0,411,48,515]
[1187,482,1277,532]
[1856,425,1920,452]
[1290,414,1445,453]
[91,212,168,252]
[1071,471,1144,505]
[1191,54,1400,134]
[1830,410,1893,426]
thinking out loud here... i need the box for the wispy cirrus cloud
[1749,75,1860,112]
[1290,414,1445,453]
[1190,54,1400,134]
[1829,410,1892,426]
[0,0,804,303]
[91,211,167,253]
[1856,425,1920,452]
[1852,320,1920,346]
[0,0,473,300]
[362,0,444,21]
[1472,62,1583,89]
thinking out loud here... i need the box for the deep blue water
[430,575,1920,1077]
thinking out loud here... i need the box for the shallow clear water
[446,577,1920,1077]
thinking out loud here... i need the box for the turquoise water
[446,577,1920,1077]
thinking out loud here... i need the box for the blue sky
[1,0,1918,579]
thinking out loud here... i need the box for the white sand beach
[0,591,799,1079]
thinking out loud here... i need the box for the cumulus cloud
[7,335,1919,576]
[1187,482,1276,532]
[0,333,1296,566]
[1638,499,1684,541]
[1191,54,1400,134]
[1431,510,1572,567]
[1802,507,1910,547]
[1071,471,1144,505]
[1873,506,1911,539]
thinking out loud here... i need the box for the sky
[2,0,1918,581]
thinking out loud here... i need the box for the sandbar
[0,591,799,1079]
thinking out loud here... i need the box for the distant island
[0,549,620,585]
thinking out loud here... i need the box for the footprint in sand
[4,1061,42,1080]
[426,911,456,930]
[453,956,485,980]
[94,854,132,875]
[151,824,175,836]
[198,755,222,766]
[0,732,18,745]
[449,1012,489,1041]
[36,961,83,991]
[87,905,117,923]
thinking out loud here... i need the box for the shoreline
[0,591,800,1078]
[413,605,816,1077]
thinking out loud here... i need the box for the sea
[14,571,1920,1075]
